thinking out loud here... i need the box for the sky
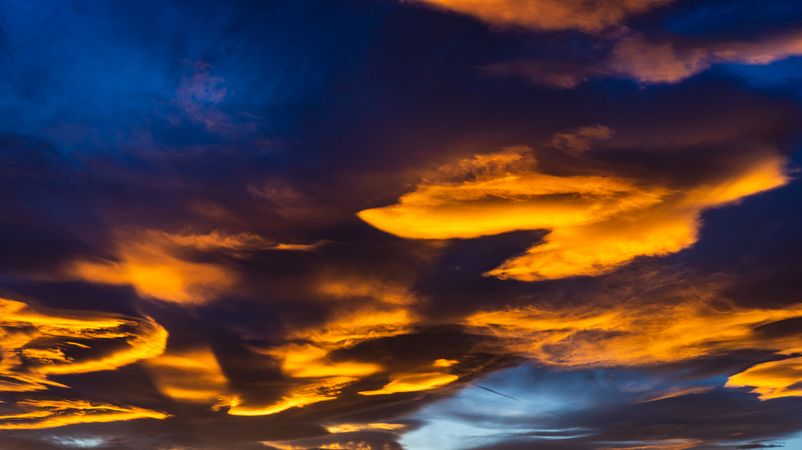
[2,1,802,449]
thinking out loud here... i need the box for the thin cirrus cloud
[358,137,788,281]
[411,0,672,32]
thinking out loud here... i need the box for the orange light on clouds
[0,297,167,392]
[727,356,802,400]
[0,399,167,430]
[359,146,788,281]
[146,346,233,406]
[466,301,802,367]
[413,0,671,32]
[68,230,316,303]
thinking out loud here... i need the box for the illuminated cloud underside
[359,147,788,281]
[0,400,167,430]
[0,297,167,392]
[412,0,672,32]
[0,298,169,429]
[727,356,802,400]
[466,301,802,368]
[68,230,314,303]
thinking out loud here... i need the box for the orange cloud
[608,30,802,84]
[411,0,671,32]
[0,399,167,430]
[227,377,354,417]
[0,297,167,393]
[358,146,787,281]
[726,356,802,400]
[145,346,233,407]
[68,230,313,303]
[325,422,405,433]
[0,297,169,429]
[358,358,460,396]
[236,278,420,416]
[358,371,458,396]
[465,301,802,367]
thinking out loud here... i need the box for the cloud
[145,346,233,406]
[607,30,802,84]
[0,399,167,430]
[465,300,802,367]
[67,230,314,303]
[727,356,802,400]
[0,297,168,430]
[410,0,671,32]
[0,297,167,393]
[487,30,802,88]
[358,144,788,281]
[358,370,459,396]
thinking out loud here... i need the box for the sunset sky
[2,1,802,449]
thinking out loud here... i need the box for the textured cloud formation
[0,399,167,430]
[608,30,802,84]
[0,297,167,393]
[359,145,787,281]
[145,346,232,406]
[412,0,671,32]
[68,230,312,303]
[2,1,802,448]
[727,356,802,400]
[484,29,802,87]
[466,300,802,366]
[0,297,168,430]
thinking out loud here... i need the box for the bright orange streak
[358,372,458,396]
[227,377,354,416]
[413,0,670,32]
[0,399,167,430]
[466,302,802,366]
[325,422,406,433]
[727,356,802,400]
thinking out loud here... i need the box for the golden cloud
[465,301,802,367]
[358,147,787,281]
[324,422,405,433]
[0,297,167,392]
[0,399,167,430]
[411,0,671,32]
[0,297,169,429]
[727,356,802,400]
[68,230,314,304]
[145,346,233,407]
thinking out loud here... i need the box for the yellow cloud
[0,297,167,393]
[325,422,405,433]
[359,147,787,281]
[358,371,458,396]
[0,399,167,430]
[466,301,802,367]
[727,356,802,400]
[146,346,233,406]
[68,230,313,304]
[227,377,354,417]
[0,297,169,429]
[411,0,671,32]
